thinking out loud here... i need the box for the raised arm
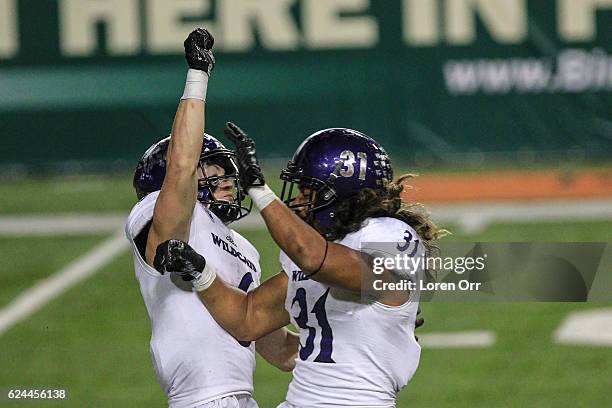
[145,29,215,266]
[257,201,369,292]
[224,123,372,293]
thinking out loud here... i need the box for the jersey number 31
[292,288,335,363]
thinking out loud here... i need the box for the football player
[125,29,298,408]
[156,126,444,407]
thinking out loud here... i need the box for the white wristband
[248,184,278,211]
[181,69,209,101]
[192,263,217,292]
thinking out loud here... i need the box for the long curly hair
[326,174,448,256]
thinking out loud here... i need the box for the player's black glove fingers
[415,306,424,329]
[224,122,258,162]
[224,122,248,144]
[154,239,207,282]
[414,307,424,342]
[224,122,266,188]
[246,168,266,188]
[154,239,185,276]
[154,239,173,275]
[194,27,215,50]
[184,28,216,74]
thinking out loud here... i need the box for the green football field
[0,175,611,407]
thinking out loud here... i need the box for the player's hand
[414,307,424,342]
[154,239,207,282]
[415,307,424,329]
[224,122,266,188]
[184,28,215,75]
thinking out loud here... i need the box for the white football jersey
[281,217,422,408]
[125,191,261,408]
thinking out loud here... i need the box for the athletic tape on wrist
[192,264,217,292]
[248,184,278,211]
[181,69,209,101]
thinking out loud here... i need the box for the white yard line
[553,308,612,347]
[419,330,496,348]
[0,212,265,236]
[2,198,611,236]
[430,199,612,233]
[0,230,129,337]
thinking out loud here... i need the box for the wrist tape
[192,263,217,292]
[181,69,209,101]
[248,184,278,211]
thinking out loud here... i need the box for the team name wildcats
[210,233,257,273]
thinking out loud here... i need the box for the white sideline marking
[553,308,612,347]
[419,330,496,348]
[430,199,612,233]
[2,198,611,236]
[0,212,266,236]
[0,214,127,236]
[0,231,129,337]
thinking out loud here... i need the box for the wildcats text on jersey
[211,232,257,273]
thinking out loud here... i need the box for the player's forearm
[271,330,299,372]
[260,200,328,274]
[255,193,364,291]
[197,278,252,340]
[281,330,299,371]
[256,328,299,372]
[147,72,208,257]
[164,67,209,196]
[166,30,211,174]
[148,101,204,253]
[167,99,205,171]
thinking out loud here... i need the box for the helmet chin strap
[305,162,344,231]
[320,161,344,202]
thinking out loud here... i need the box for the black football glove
[184,28,215,75]
[154,239,207,282]
[415,306,424,329]
[224,122,266,188]
[415,307,424,342]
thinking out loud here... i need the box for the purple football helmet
[133,134,251,224]
[280,128,393,228]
